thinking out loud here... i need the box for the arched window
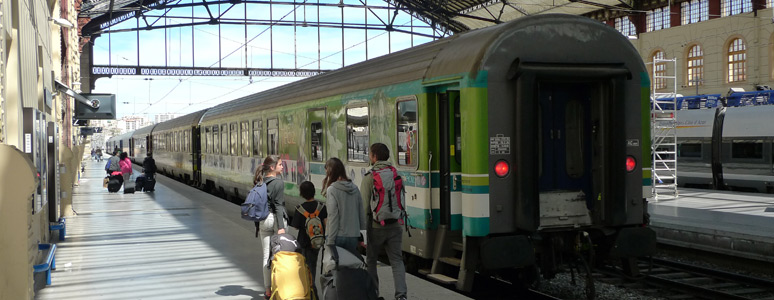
[652,50,667,90]
[687,45,703,86]
[728,38,746,83]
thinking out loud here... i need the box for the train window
[267,118,279,155]
[311,121,324,162]
[221,124,229,155]
[678,143,702,158]
[213,126,220,154]
[241,122,250,157]
[565,99,584,178]
[253,120,262,157]
[184,131,189,153]
[397,99,417,166]
[205,127,211,154]
[230,123,238,156]
[347,105,369,162]
[731,141,763,159]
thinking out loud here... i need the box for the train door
[539,83,593,193]
[193,127,202,186]
[538,83,593,227]
[307,108,326,186]
[437,91,462,229]
[146,135,152,155]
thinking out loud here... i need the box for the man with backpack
[290,181,327,289]
[360,143,408,300]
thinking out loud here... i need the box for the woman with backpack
[322,157,367,257]
[253,155,287,300]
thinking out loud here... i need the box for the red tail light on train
[626,156,636,172]
[494,160,510,177]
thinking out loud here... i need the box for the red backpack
[370,165,408,228]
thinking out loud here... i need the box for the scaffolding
[650,58,678,200]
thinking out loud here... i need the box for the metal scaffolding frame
[82,1,449,79]
[650,57,678,200]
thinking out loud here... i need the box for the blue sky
[90,0,437,120]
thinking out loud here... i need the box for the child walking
[290,181,327,290]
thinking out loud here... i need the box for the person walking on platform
[91,149,96,161]
[143,153,157,176]
[322,157,367,258]
[105,150,121,175]
[253,155,287,300]
[361,143,408,300]
[119,152,133,188]
[291,181,327,290]
[96,148,103,162]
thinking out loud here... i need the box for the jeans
[334,236,360,257]
[367,222,406,299]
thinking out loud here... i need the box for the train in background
[108,14,656,294]
[669,89,774,193]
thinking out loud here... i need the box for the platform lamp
[50,17,74,29]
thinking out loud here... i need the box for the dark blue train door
[539,83,593,195]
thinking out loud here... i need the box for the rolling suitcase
[144,175,156,192]
[124,177,136,194]
[107,175,122,193]
[135,175,146,192]
[320,246,379,300]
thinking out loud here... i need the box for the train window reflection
[565,99,584,178]
[253,120,262,157]
[241,122,250,157]
[678,143,702,158]
[347,105,369,162]
[268,118,279,155]
[311,121,324,162]
[731,141,762,159]
[230,123,238,156]
[221,124,229,155]
[397,99,417,166]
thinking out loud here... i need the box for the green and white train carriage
[195,14,656,291]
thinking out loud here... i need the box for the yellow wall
[633,9,774,96]
[0,0,81,297]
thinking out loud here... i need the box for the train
[676,104,774,193]
[107,14,656,293]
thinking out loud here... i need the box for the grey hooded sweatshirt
[325,180,367,245]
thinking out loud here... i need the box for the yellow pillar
[0,145,37,300]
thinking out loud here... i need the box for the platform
[35,159,470,300]
[648,188,774,262]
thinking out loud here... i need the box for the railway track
[598,257,774,299]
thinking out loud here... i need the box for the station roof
[78,0,632,36]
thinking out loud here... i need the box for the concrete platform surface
[35,159,471,300]
[649,188,774,262]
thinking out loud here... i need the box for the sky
[89,0,438,120]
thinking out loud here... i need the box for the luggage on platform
[143,175,156,192]
[319,245,379,300]
[107,175,123,193]
[123,177,135,194]
[135,176,146,192]
[269,234,316,300]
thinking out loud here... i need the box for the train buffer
[33,243,58,286]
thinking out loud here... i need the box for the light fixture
[50,17,74,29]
